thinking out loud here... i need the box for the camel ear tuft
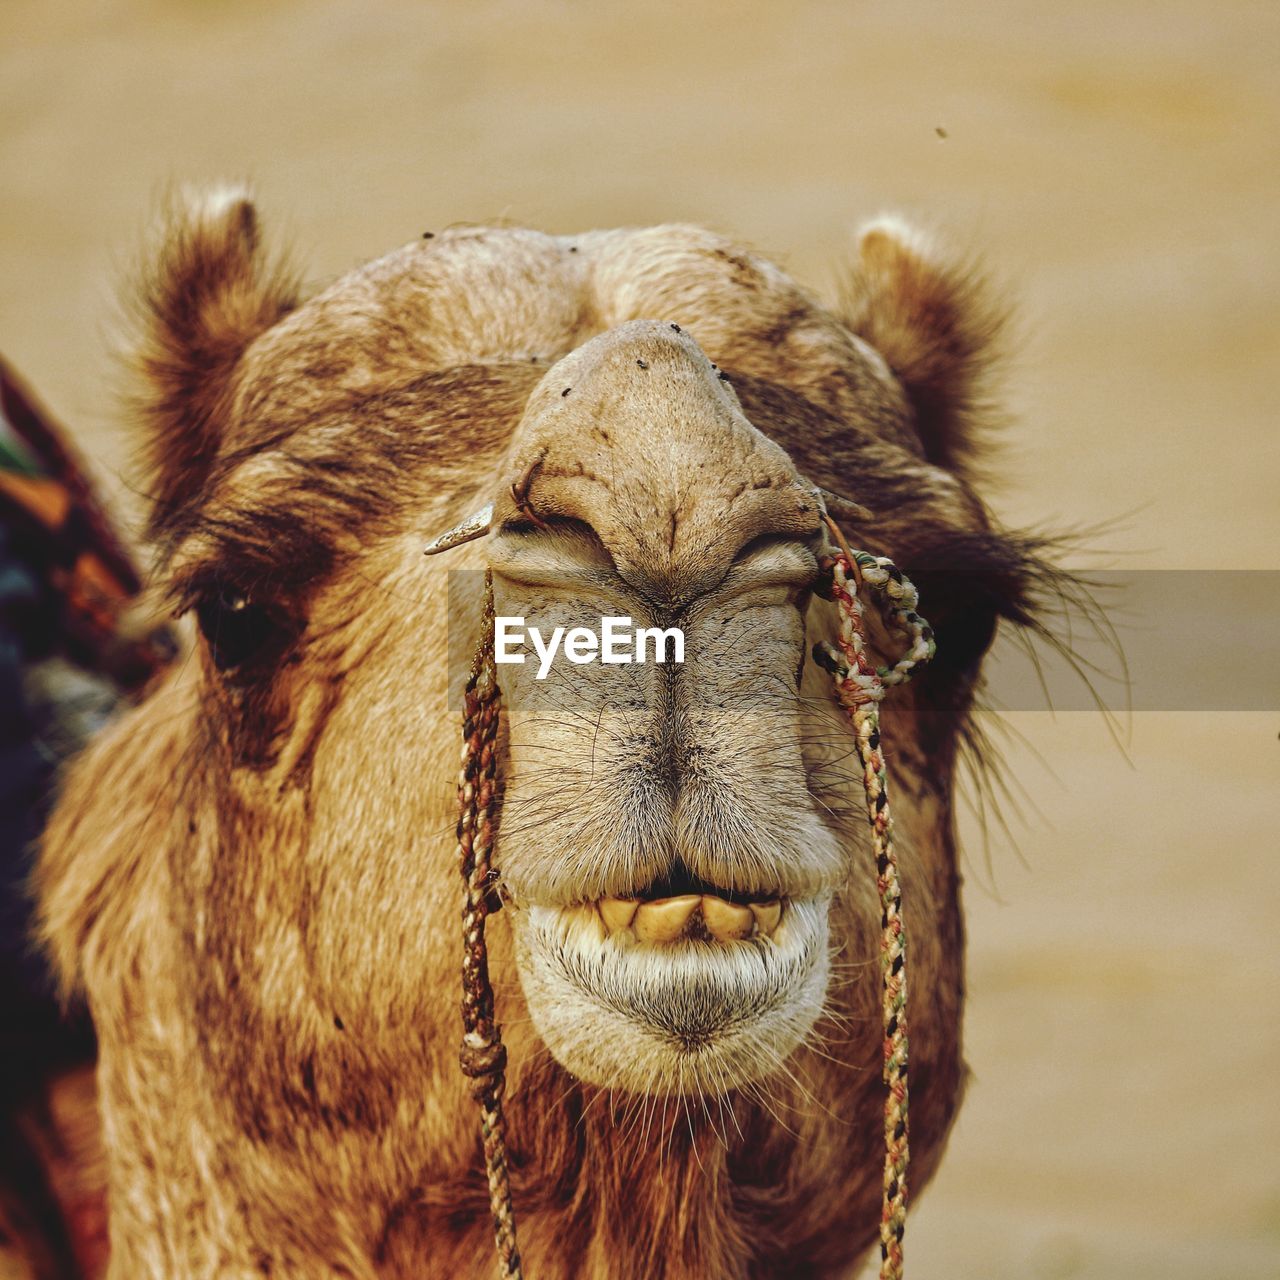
[840,216,1007,476]
[133,187,298,538]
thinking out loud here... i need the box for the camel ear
[133,187,298,537]
[840,217,1006,476]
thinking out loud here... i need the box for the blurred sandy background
[3,2,1277,1276]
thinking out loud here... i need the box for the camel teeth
[701,896,755,941]
[599,897,640,933]
[582,903,608,942]
[592,894,785,943]
[749,900,782,936]
[559,903,605,943]
[632,895,701,943]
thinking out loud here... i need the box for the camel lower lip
[510,896,831,1091]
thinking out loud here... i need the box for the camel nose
[489,321,821,604]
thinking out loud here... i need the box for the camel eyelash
[168,564,307,680]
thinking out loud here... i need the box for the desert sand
[2,2,1277,1275]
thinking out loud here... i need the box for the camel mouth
[509,892,830,1093]
[565,892,785,944]
[512,858,791,944]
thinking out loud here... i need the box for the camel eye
[194,585,280,673]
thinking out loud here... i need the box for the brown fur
[133,189,300,537]
[36,192,1050,1277]
[839,217,1008,478]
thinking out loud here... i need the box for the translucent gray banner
[445,570,1280,713]
[982,570,1279,711]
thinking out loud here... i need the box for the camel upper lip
[630,858,780,905]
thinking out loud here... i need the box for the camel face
[36,192,1051,1274]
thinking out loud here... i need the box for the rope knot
[459,1036,508,1101]
[460,1032,508,1103]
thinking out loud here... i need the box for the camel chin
[510,892,832,1094]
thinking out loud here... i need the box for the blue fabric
[0,520,67,1021]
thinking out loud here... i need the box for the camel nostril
[731,530,820,567]
[498,513,599,541]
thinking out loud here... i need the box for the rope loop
[816,551,936,705]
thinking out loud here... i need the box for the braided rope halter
[454,572,522,1277]
[440,514,935,1280]
[814,516,936,1278]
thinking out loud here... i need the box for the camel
[34,190,1059,1278]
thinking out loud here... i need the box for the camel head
[38,189,1059,1274]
